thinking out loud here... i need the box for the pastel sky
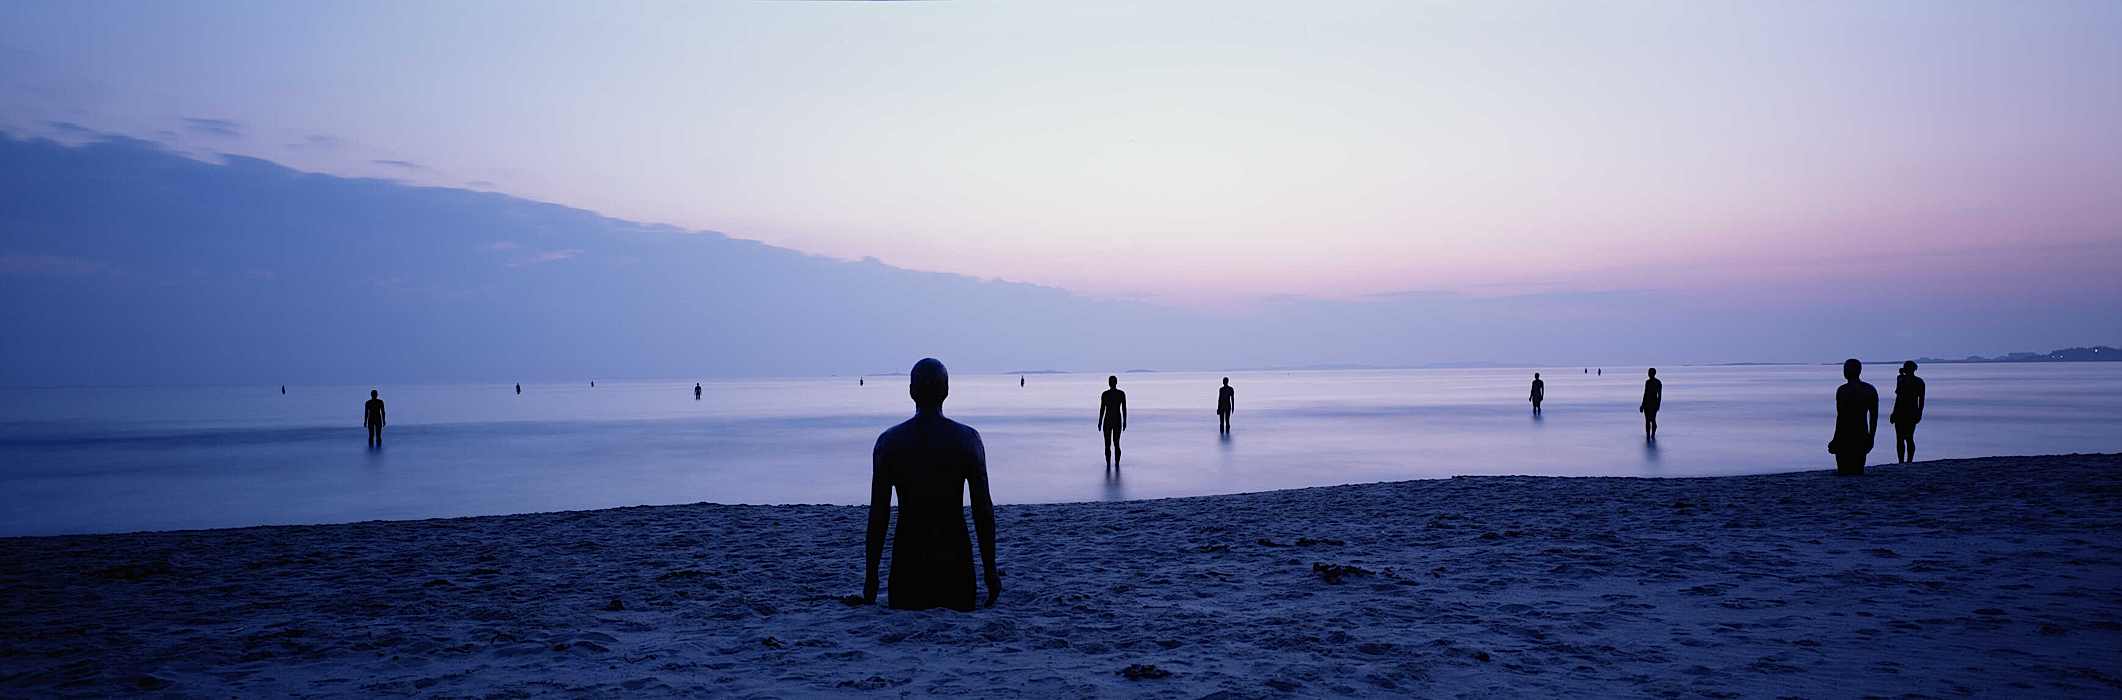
[3,1,2119,307]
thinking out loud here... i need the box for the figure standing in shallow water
[862,358,1000,611]
[1830,359,1879,475]
[1099,376,1127,465]
[1216,377,1235,434]
[694,382,702,400]
[363,390,387,448]
[1529,373,1545,415]
[515,383,521,395]
[1639,369,1661,439]
[1891,361,1925,464]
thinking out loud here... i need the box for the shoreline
[3,453,2119,696]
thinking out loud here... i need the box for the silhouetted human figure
[515,383,521,395]
[860,377,864,386]
[1216,377,1235,434]
[280,385,286,395]
[1099,376,1127,465]
[1529,373,1545,415]
[1891,361,1925,464]
[1830,359,1879,475]
[1598,368,1603,376]
[590,381,595,388]
[363,390,386,448]
[1020,375,1025,387]
[1639,369,1661,439]
[694,382,702,400]
[863,358,1000,611]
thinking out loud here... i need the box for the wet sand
[3,453,2119,697]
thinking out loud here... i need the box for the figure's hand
[983,569,1002,608]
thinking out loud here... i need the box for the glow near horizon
[2,1,2119,306]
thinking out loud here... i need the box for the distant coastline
[1912,345,2119,364]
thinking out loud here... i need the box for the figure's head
[1108,375,1118,388]
[910,358,948,409]
[1534,372,1541,379]
[370,389,378,398]
[1902,360,1917,375]
[1222,377,1229,386]
[1844,358,1862,381]
[1647,368,1657,378]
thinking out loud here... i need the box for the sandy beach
[3,453,2119,697]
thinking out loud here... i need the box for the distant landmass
[1915,346,2120,364]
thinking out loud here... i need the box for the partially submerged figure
[863,358,1001,611]
[363,390,387,448]
[1529,373,1545,415]
[1216,377,1235,434]
[1099,376,1127,465]
[1639,369,1661,439]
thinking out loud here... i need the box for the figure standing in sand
[1639,369,1661,439]
[363,390,387,448]
[863,358,1001,611]
[1529,373,1545,415]
[694,382,702,400]
[1891,361,1925,463]
[1830,359,1879,476]
[1216,377,1235,434]
[1099,376,1128,465]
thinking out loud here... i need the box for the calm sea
[3,364,2117,536]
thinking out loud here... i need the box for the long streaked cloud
[180,117,242,138]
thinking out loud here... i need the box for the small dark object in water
[1296,537,1345,546]
[762,636,787,649]
[1256,538,1287,547]
[1118,663,1172,680]
[1313,562,1374,584]
[604,598,625,611]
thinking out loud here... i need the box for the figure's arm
[968,436,1000,607]
[1097,401,1106,430]
[863,447,891,603]
[1867,394,1879,439]
[380,404,386,427]
[1120,394,1128,430]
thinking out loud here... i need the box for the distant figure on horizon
[1099,376,1128,465]
[863,358,1000,611]
[280,385,286,395]
[1598,368,1603,376]
[1529,373,1545,415]
[363,390,387,448]
[1021,375,1025,387]
[1216,377,1235,434]
[515,383,521,395]
[1891,361,1925,464]
[1830,359,1879,476]
[1639,369,1661,439]
[860,377,864,386]
[694,382,702,400]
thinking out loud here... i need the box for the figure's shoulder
[941,417,983,443]
[875,417,921,448]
